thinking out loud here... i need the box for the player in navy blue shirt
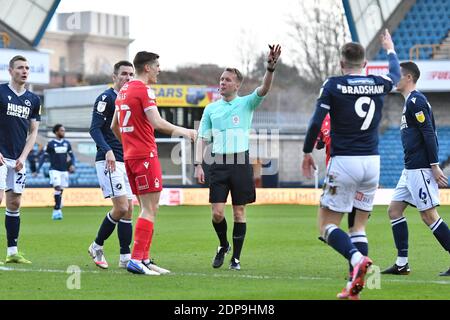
[87,61,136,269]
[0,55,41,264]
[301,30,401,299]
[382,61,450,277]
[37,124,76,220]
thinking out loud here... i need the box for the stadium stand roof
[0,0,60,49]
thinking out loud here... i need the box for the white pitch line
[1,266,449,285]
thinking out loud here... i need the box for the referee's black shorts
[208,151,255,205]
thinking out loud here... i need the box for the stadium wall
[4,188,450,207]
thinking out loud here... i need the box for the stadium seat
[374,0,450,60]
[26,161,98,187]
[380,126,450,188]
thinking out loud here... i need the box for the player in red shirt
[316,113,331,166]
[112,51,197,275]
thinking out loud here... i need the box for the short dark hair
[400,61,420,83]
[113,60,133,74]
[9,55,27,69]
[133,51,159,74]
[53,124,64,134]
[340,42,365,69]
[224,67,243,83]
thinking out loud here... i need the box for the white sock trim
[106,212,118,225]
[120,254,131,262]
[391,217,406,227]
[92,242,103,250]
[350,231,368,244]
[7,246,18,256]
[430,218,443,232]
[396,256,408,266]
[323,224,338,242]
[5,210,20,217]
[119,219,132,224]
[350,252,364,268]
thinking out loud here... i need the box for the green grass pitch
[0,205,448,300]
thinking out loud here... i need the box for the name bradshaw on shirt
[338,85,385,95]
[6,103,31,119]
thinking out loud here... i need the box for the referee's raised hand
[267,44,281,70]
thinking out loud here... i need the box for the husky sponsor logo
[341,85,384,95]
[7,103,31,119]
[55,146,68,154]
[347,78,375,86]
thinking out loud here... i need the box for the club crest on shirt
[148,89,156,99]
[24,99,31,107]
[232,115,240,126]
[415,111,425,123]
[154,178,160,188]
[97,101,107,113]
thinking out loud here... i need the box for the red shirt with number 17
[115,80,158,160]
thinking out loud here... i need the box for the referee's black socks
[232,222,247,260]
[212,218,229,248]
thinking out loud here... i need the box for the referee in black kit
[195,44,281,270]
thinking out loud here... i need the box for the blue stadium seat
[380,126,450,188]
[375,0,450,60]
[26,161,99,187]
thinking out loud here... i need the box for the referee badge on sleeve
[415,111,425,123]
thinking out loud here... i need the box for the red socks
[131,218,154,261]
[143,225,154,261]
